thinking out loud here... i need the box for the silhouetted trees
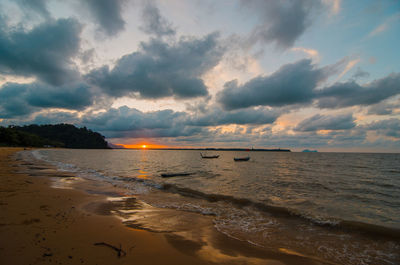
[0,124,109,149]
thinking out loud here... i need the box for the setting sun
[120,143,168,149]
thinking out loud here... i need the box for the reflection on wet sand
[86,195,331,265]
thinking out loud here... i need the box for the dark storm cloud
[15,0,50,18]
[140,1,175,37]
[82,106,193,138]
[294,114,356,132]
[189,107,280,126]
[25,83,93,109]
[0,110,80,127]
[81,105,280,138]
[217,59,326,110]
[316,73,400,108]
[0,82,93,118]
[0,84,34,118]
[86,33,224,99]
[82,106,186,132]
[218,57,400,111]
[30,111,79,125]
[84,0,126,37]
[0,18,81,85]
[241,0,322,49]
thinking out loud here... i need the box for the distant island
[302,149,318,152]
[0,124,109,149]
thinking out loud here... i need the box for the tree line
[0,124,109,149]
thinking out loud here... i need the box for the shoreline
[0,147,333,264]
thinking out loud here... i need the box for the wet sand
[0,148,329,265]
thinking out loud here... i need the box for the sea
[24,149,400,264]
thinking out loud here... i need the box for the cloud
[369,24,387,38]
[139,1,175,37]
[367,100,399,115]
[334,58,360,82]
[81,105,280,138]
[368,12,400,38]
[322,0,341,15]
[316,73,400,108]
[86,33,224,99]
[81,106,193,138]
[14,0,50,19]
[253,129,367,149]
[291,47,320,61]
[30,111,80,125]
[218,56,400,110]
[217,59,327,110]
[83,106,185,131]
[163,122,369,149]
[241,0,323,49]
[351,67,370,80]
[0,18,81,85]
[0,82,93,118]
[0,84,34,118]
[79,48,96,65]
[294,114,355,132]
[363,118,400,139]
[84,0,126,37]
[189,107,280,126]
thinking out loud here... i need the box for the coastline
[0,148,331,265]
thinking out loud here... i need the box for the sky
[0,0,399,152]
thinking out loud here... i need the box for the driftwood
[161,172,191,178]
[94,242,126,257]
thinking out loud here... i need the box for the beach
[0,148,330,265]
[2,1,400,264]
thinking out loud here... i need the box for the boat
[200,153,219,159]
[233,156,250,161]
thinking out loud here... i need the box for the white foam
[31,150,44,160]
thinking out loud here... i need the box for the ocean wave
[159,183,400,240]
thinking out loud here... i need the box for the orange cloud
[291,47,320,62]
[322,0,341,15]
[335,58,360,82]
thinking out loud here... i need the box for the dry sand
[0,148,329,265]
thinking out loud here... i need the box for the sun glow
[120,143,169,149]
